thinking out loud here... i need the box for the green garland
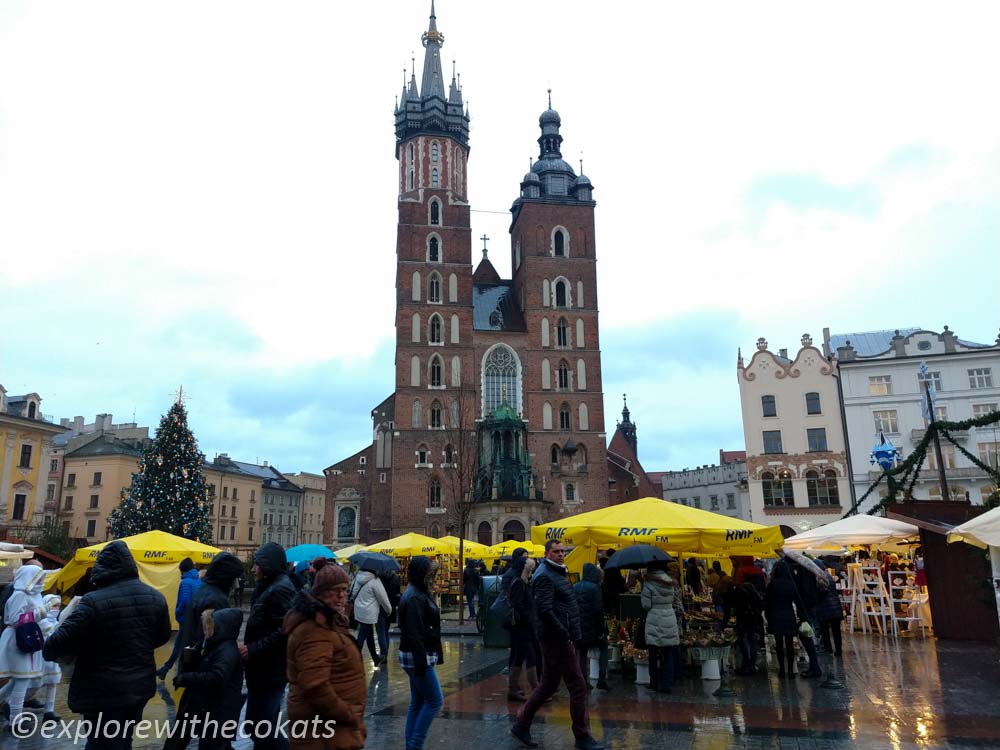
[843,409,1000,518]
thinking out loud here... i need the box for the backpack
[15,611,44,653]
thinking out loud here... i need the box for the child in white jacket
[37,594,63,721]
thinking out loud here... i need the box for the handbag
[15,611,44,654]
[180,644,203,671]
[798,620,814,638]
[489,589,514,630]
[347,579,360,629]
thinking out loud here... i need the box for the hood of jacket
[254,542,287,580]
[353,570,375,589]
[207,607,244,646]
[407,556,438,591]
[12,564,46,593]
[204,552,245,590]
[91,540,139,588]
[646,569,674,587]
[181,568,201,584]
[581,563,601,585]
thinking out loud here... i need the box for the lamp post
[919,361,951,501]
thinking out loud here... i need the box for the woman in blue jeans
[397,556,444,750]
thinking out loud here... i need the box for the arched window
[576,318,584,348]
[410,356,420,386]
[444,444,454,464]
[543,402,553,430]
[448,273,457,302]
[450,399,459,426]
[557,318,569,348]
[409,169,414,191]
[417,443,429,464]
[559,403,572,430]
[577,281,584,307]
[429,479,442,508]
[451,356,461,386]
[428,236,440,262]
[502,519,526,542]
[541,318,550,347]
[431,141,440,163]
[541,358,551,390]
[565,483,576,502]
[407,144,415,191]
[762,395,777,418]
[807,469,840,506]
[429,523,441,538]
[27,403,36,419]
[411,271,421,301]
[429,314,442,343]
[763,470,793,507]
[428,272,441,303]
[482,344,521,415]
[555,279,568,307]
[430,401,443,428]
[429,356,443,387]
[577,444,588,467]
[553,229,566,257]
[558,360,571,391]
[411,313,421,343]
[542,279,551,307]
[477,521,493,546]
[577,359,587,390]
[412,399,422,428]
[336,507,356,541]
[431,167,440,188]
[450,314,459,343]
[408,143,414,164]
[578,403,589,430]
[550,444,560,465]
[429,199,440,225]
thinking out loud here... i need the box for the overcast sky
[2,1,998,477]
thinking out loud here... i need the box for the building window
[429,479,442,508]
[762,470,793,507]
[979,442,1000,468]
[869,375,892,396]
[380,472,387,483]
[413,399,422,427]
[477,521,492,546]
[86,519,96,537]
[89,494,99,509]
[430,167,440,188]
[558,360,571,390]
[223,486,229,499]
[565,483,576,502]
[482,344,521,416]
[556,318,569,348]
[418,445,429,465]
[551,444,559,465]
[27,402,36,419]
[430,356,443,387]
[710,495,719,510]
[807,469,839,506]
[761,395,777,418]
[64,496,73,511]
[46,484,55,502]
[249,507,254,520]
[431,141,439,163]
[92,471,102,486]
[559,404,572,431]
[430,402,443,428]
[873,409,899,434]
[918,370,943,392]
[973,403,998,419]
[807,428,828,452]
[428,273,442,303]
[553,229,566,257]
[969,368,994,389]
[429,315,442,344]
[554,280,568,307]
[762,430,783,454]
[429,200,440,225]
[692,496,701,509]
[923,406,948,427]
[927,444,957,471]
[726,493,736,509]
[67,473,76,488]
[18,445,31,469]
[221,505,227,517]
[805,392,821,415]
[49,459,58,473]
[12,494,26,520]
[428,236,440,262]
[232,487,238,500]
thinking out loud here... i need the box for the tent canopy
[487,539,546,558]
[438,537,490,558]
[333,544,367,559]
[948,506,1000,549]
[783,514,919,550]
[368,533,457,557]
[531,497,783,556]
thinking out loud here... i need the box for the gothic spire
[420,1,446,99]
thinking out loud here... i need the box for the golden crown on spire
[422,29,444,46]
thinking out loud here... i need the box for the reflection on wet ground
[2,631,998,749]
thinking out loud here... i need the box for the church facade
[325,7,640,546]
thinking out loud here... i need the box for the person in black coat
[462,559,481,620]
[241,542,295,750]
[42,541,171,750]
[729,582,764,675]
[600,551,626,620]
[573,563,609,690]
[377,569,401,665]
[397,556,444,750]
[506,556,539,700]
[172,608,244,750]
[787,557,822,678]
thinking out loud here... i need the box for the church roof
[472,254,502,284]
[473,282,525,332]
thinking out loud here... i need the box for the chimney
[941,325,957,353]
[836,340,857,362]
[262,460,269,468]
[60,418,70,427]
[891,330,906,356]
[73,416,84,432]
[778,348,788,359]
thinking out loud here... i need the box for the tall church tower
[509,99,609,513]
[389,3,475,534]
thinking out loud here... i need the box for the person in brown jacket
[284,564,367,750]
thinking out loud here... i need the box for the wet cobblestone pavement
[2,631,998,749]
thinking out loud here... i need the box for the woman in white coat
[350,571,391,665]
[0,564,49,728]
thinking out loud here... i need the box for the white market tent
[783,514,919,550]
[947,506,1000,548]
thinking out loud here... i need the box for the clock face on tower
[338,507,356,539]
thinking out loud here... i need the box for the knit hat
[179,557,195,573]
[312,557,328,572]
[311,564,349,596]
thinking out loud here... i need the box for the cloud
[745,172,881,219]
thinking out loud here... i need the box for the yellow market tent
[47,530,222,629]
[486,539,547,558]
[531,497,784,573]
[368,533,458,557]
[333,543,368,559]
[439,537,490,558]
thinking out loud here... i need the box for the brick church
[324,5,653,547]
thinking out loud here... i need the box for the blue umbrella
[285,543,336,564]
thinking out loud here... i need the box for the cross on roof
[480,234,490,257]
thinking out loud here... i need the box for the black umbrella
[604,545,674,571]
[348,551,401,574]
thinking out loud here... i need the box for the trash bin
[480,575,511,648]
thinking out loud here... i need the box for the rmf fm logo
[725,529,763,544]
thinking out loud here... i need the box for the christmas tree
[110,394,212,542]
